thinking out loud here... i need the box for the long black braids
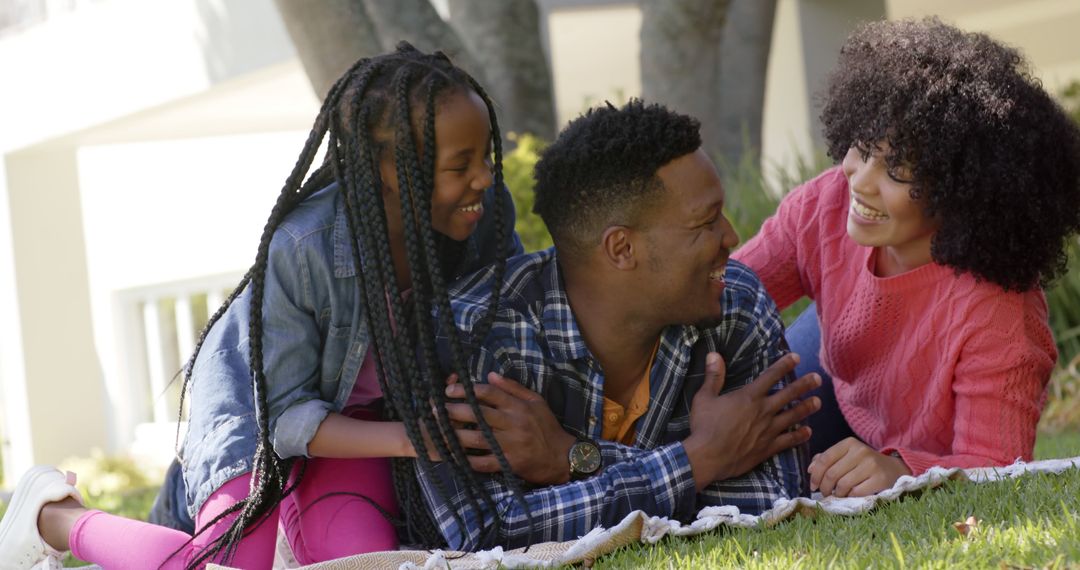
[329,48,527,546]
[175,43,528,567]
[336,63,465,546]
[388,69,514,545]
[175,58,372,570]
[405,70,536,547]
[180,68,364,567]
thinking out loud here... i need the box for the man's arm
[422,347,819,551]
[695,262,817,502]
[417,433,698,551]
[419,344,700,550]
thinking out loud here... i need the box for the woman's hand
[443,372,577,485]
[807,437,911,497]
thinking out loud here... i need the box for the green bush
[1064,80,1080,125]
[1041,81,1080,431]
[59,449,160,521]
[720,148,833,324]
[503,133,553,253]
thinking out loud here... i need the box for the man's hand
[683,352,821,492]
[807,437,911,497]
[443,372,577,485]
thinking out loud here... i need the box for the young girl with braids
[0,43,527,569]
[733,18,1080,498]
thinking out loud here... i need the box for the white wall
[0,158,32,487]
[78,132,316,292]
[547,3,642,128]
[0,0,297,153]
[888,0,1080,95]
[77,131,320,453]
[0,0,309,481]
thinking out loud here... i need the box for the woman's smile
[849,192,889,222]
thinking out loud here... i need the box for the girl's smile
[455,200,485,224]
[427,90,495,241]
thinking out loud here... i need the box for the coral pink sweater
[733,167,1056,475]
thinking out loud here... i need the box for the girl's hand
[807,437,911,497]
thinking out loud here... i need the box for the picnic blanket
[194,455,1075,569]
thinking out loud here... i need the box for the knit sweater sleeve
[733,168,840,310]
[883,292,1056,474]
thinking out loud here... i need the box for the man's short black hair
[533,99,701,260]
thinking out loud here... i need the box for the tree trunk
[716,0,777,167]
[273,0,382,98]
[274,0,554,145]
[360,0,485,79]
[640,0,776,168]
[274,0,483,98]
[447,0,556,140]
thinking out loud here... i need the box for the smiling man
[417,100,821,551]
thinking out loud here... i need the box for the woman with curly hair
[734,17,1080,498]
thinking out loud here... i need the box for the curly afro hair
[533,99,701,260]
[821,17,1080,291]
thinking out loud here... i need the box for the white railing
[114,272,244,467]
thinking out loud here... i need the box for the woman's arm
[811,293,1056,496]
[732,168,842,310]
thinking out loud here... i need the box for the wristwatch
[568,439,602,480]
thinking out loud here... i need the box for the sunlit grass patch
[596,431,1080,569]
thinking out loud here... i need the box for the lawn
[594,430,1080,569]
[1,432,1078,568]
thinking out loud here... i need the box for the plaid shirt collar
[532,252,707,448]
[537,254,703,364]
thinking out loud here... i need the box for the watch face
[570,441,601,474]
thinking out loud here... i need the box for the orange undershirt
[601,341,660,445]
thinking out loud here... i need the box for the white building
[2,0,1078,486]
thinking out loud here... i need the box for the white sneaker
[0,466,83,570]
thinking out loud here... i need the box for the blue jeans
[785,303,856,457]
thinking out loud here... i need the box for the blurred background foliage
[503,132,553,253]
[58,450,160,521]
[1042,79,1080,433]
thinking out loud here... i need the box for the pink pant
[68,456,398,568]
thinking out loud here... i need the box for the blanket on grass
[201,456,1079,570]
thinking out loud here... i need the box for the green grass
[1036,430,1080,460]
[2,433,1078,568]
[595,430,1080,569]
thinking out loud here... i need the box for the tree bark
[447,0,556,140]
[640,0,776,168]
[273,0,382,98]
[274,0,483,99]
[716,0,777,167]
[274,0,554,145]
[360,0,485,79]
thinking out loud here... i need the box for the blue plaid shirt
[420,248,809,551]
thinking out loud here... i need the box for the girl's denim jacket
[179,182,522,518]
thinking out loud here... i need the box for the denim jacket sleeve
[262,226,334,459]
